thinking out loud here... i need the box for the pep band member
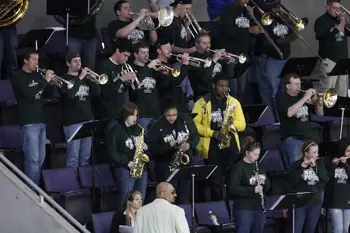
[192,75,246,201]
[148,96,199,203]
[227,137,270,233]
[110,190,143,233]
[60,52,101,171]
[323,138,350,233]
[105,102,149,210]
[288,141,329,233]
[10,48,55,185]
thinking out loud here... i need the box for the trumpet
[244,2,284,59]
[299,88,337,108]
[183,12,209,39]
[130,6,174,30]
[37,67,74,89]
[121,62,140,90]
[207,49,247,64]
[147,59,181,77]
[84,68,108,85]
[170,53,212,68]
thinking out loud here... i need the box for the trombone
[207,49,247,64]
[130,6,174,30]
[244,1,284,59]
[37,67,74,89]
[121,62,140,90]
[275,5,327,65]
[183,12,209,38]
[336,4,350,32]
[85,68,108,85]
[299,88,338,108]
[147,59,181,77]
[170,53,212,68]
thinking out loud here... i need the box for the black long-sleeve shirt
[315,12,349,62]
[148,113,198,162]
[288,159,329,205]
[10,69,49,125]
[60,74,101,126]
[227,159,271,210]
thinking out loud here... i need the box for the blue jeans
[256,55,287,122]
[114,167,148,210]
[138,118,153,136]
[21,123,46,185]
[282,137,304,169]
[68,37,97,70]
[63,122,92,171]
[329,209,350,233]
[234,209,266,233]
[0,27,18,79]
[292,204,322,233]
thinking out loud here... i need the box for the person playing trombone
[60,52,101,172]
[10,48,55,185]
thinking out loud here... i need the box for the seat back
[42,168,81,193]
[177,203,193,226]
[259,149,285,172]
[195,201,231,225]
[92,211,115,233]
[78,163,115,188]
[0,79,16,102]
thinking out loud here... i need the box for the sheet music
[67,125,83,143]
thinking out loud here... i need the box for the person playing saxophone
[105,102,149,210]
[148,96,198,204]
[192,75,246,201]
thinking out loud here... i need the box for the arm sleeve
[60,77,81,98]
[105,128,129,165]
[314,18,339,41]
[147,123,173,157]
[288,160,304,187]
[317,163,329,188]
[175,208,190,233]
[192,99,215,138]
[10,76,48,99]
[183,114,199,150]
[232,99,246,132]
[227,165,256,197]
[88,80,101,96]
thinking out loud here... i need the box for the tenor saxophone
[130,124,149,179]
[218,94,236,150]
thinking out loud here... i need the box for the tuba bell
[0,0,29,27]
[130,6,174,30]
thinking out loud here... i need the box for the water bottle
[209,210,220,226]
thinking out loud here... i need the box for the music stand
[270,192,314,233]
[242,104,268,124]
[280,57,319,79]
[67,119,110,211]
[47,0,90,47]
[166,165,217,233]
[18,29,56,51]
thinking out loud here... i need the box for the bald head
[156,182,177,203]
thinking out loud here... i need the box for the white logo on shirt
[180,25,188,40]
[235,15,250,28]
[28,80,38,87]
[295,105,309,122]
[212,63,222,78]
[75,85,89,101]
[211,109,224,128]
[302,168,319,185]
[273,23,289,38]
[127,29,145,44]
[164,130,188,144]
[139,76,156,93]
[335,167,348,184]
[249,174,266,185]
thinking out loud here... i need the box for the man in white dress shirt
[133,182,190,233]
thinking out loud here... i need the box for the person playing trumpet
[108,0,157,46]
[10,48,55,185]
[276,73,323,169]
[288,141,329,233]
[60,52,101,171]
[148,96,198,204]
[188,32,225,101]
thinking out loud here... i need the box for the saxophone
[218,94,237,150]
[130,125,150,179]
[169,121,190,172]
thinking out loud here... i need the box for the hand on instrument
[340,156,348,164]
[147,59,162,69]
[44,70,55,83]
[169,140,177,148]
[121,72,135,82]
[212,49,225,63]
[249,25,261,34]
[301,159,310,168]
[304,88,316,99]
[336,19,346,32]
[180,53,190,65]
[128,161,136,169]
[332,158,340,164]
[142,143,148,151]
[137,8,148,20]
[213,131,224,141]
[79,67,89,80]
[255,185,263,193]
[180,142,190,152]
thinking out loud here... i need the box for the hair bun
[242,136,255,150]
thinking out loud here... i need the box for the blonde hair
[300,140,317,158]
[125,190,142,226]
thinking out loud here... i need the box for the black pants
[154,160,191,204]
[205,138,239,201]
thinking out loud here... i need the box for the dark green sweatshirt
[105,120,144,168]
[10,69,49,125]
[98,58,127,118]
[129,64,161,118]
[60,74,101,126]
[288,159,329,205]
[323,157,350,209]
[147,113,199,162]
[227,160,271,210]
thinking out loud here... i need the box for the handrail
[0,152,90,233]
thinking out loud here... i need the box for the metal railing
[0,152,90,233]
